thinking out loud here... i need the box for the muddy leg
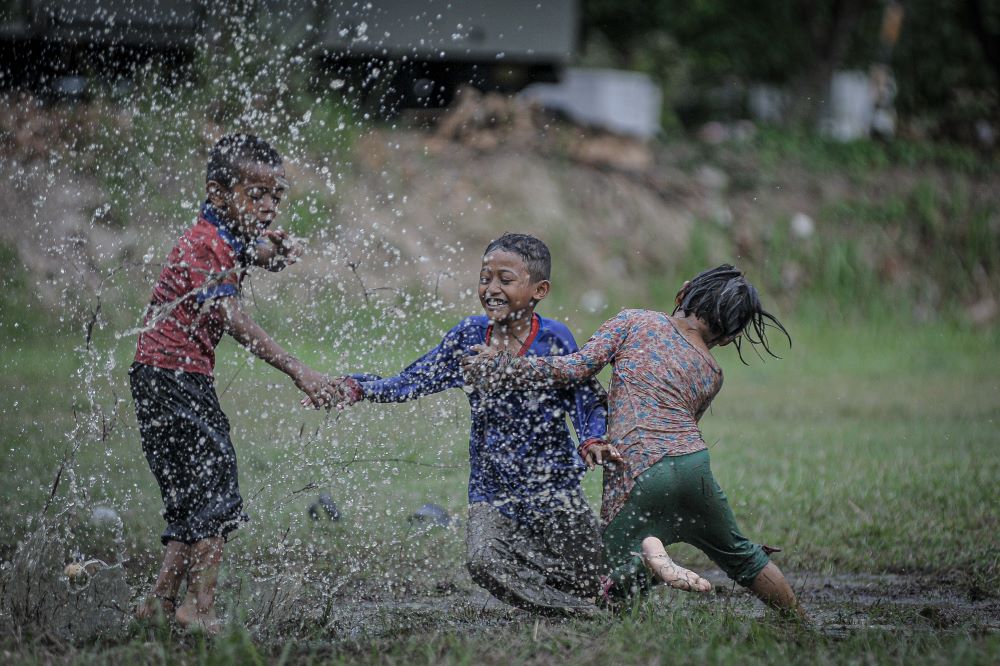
[136,540,190,621]
[465,503,600,616]
[748,561,806,618]
[175,537,224,634]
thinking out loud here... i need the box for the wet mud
[232,570,1000,644]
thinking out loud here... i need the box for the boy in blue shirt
[326,234,608,614]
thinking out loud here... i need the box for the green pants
[602,450,769,599]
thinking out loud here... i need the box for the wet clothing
[133,203,255,544]
[129,363,248,544]
[135,204,250,376]
[601,450,769,598]
[352,313,607,613]
[496,309,722,524]
[477,309,770,592]
[352,313,607,524]
[465,488,604,615]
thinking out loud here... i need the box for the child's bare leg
[640,536,712,593]
[175,536,224,634]
[136,540,190,620]
[748,561,805,618]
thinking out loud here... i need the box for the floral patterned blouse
[490,309,724,525]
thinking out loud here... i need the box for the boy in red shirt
[130,134,337,632]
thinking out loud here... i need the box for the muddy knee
[466,552,501,589]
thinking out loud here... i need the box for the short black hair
[206,133,282,189]
[673,264,790,363]
[483,233,551,282]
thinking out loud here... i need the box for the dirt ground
[331,571,1000,640]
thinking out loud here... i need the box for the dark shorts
[129,362,248,545]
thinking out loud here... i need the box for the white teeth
[486,298,506,307]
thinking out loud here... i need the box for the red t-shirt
[135,209,247,376]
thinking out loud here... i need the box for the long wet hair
[672,264,790,363]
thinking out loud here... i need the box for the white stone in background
[520,68,662,139]
[975,120,996,148]
[580,289,607,314]
[90,506,120,525]
[696,165,729,191]
[790,212,815,239]
[697,121,728,145]
[821,71,875,142]
[708,200,734,228]
[749,84,787,124]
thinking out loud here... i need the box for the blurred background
[0,1,998,655]
[1,0,997,324]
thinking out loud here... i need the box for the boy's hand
[578,438,623,470]
[292,366,338,409]
[257,229,304,271]
[460,344,501,389]
[301,377,364,410]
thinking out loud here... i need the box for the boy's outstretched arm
[301,324,470,409]
[220,297,336,408]
[348,325,472,403]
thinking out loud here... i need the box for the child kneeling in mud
[464,265,805,617]
[317,233,612,615]
[131,134,339,632]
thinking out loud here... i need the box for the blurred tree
[892,0,1000,136]
[581,0,1000,134]
[962,0,1000,84]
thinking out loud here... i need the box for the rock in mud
[308,493,341,521]
[408,503,453,527]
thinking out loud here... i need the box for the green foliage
[581,0,1000,127]
[749,127,994,176]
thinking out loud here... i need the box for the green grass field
[1,280,998,663]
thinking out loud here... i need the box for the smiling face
[207,161,288,240]
[478,249,550,325]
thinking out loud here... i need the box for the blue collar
[201,203,246,257]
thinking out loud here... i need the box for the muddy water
[699,570,1000,635]
[229,571,999,644]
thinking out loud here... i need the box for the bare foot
[640,536,712,593]
[174,600,222,635]
[135,595,176,622]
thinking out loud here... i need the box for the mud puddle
[695,570,1000,636]
[241,571,998,645]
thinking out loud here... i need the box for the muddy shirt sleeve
[356,319,473,402]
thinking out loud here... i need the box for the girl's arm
[465,310,633,390]
[550,327,609,445]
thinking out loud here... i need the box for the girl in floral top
[464,265,804,616]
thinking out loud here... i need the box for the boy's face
[208,161,288,239]
[478,250,550,324]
